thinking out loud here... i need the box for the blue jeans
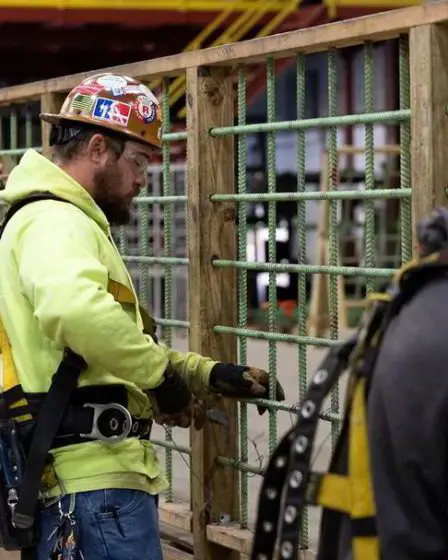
[36,489,163,560]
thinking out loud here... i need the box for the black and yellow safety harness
[0,193,158,551]
[250,209,448,560]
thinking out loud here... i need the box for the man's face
[88,134,153,225]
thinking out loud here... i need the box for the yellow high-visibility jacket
[0,149,217,500]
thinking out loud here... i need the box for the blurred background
[0,0,423,332]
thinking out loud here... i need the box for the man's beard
[92,163,131,226]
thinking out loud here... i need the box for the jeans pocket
[91,489,147,521]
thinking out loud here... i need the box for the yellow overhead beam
[0,0,291,11]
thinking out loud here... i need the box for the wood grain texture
[40,92,66,158]
[187,64,239,560]
[0,2,446,105]
[409,22,448,250]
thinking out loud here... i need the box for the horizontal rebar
[162,131,187,142]
[212,188,412,203]
[213,259,395,278]
[210,109,410,137]
[133,196,188,204]
[123,256,189,266]
[0,147,42,156]
[151,438,191,455]
[214,325,340,347]
[156,318,190,329]
[216,456,264,475]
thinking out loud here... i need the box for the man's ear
[87,133,108,164]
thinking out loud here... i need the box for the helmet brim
[39,112,161,149]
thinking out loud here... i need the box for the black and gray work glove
[209,363,285,415]
[150,366,204,430]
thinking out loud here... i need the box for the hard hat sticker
[134,95,156,124]
[92,97,131,127]
[70,93,94,113]
[138,84,159,105]
[96,75,128,90]
[72,84,102,96]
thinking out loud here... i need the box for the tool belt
[14,384,153,450]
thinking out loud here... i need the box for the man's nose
[134,174,146,190]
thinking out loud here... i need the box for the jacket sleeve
[367,278,448,560]
[158,343,218,397]
[15,209,169,390]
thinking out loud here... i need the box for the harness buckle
[80,403,132,443]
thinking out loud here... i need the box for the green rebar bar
[399,35,412,263]
[266,57,277,453]
[328,48,339,448]
[212,188,411,202]
[237,65,249,529]
[364,41,376,295]
[213,260,395,277]
[155,318,189,329]
[0,147,42,156]
[151,439,191,455]
[139,179,149,310]
[10,110,17,166]
[25,111,33,148]
[122,256,188,266]
[134,195,188,204]
[210,109,410,137]
[296,52,309,549]
[162,77,174,502]
[162,131,187,142]
[214,325,340,347]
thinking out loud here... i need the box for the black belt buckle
[80,403,132,443]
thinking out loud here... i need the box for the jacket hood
[0,149,109,232]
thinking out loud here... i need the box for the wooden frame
[0,3,447,558]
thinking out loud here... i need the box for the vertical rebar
[162,77,173,502]
[327,48,339,447]
[364,42,375,295]
[296,52,309,549]
[399,35,412,263]
[266,57,277,452]
[237,66,249,529]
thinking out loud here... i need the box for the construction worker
[0,73,285,560]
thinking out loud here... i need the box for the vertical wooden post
[409,23,448,250]
[40,93,66,158]
[186,65,239,560]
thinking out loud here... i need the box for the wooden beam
[0,2,446,105]
[187,64,239,560]
[40,92,66,158]
[162,542,194,560]
[206,524,253,556]
[159,501,193,532]
[409,21,448,250]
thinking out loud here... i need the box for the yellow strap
[107,278,136,305]
[367,292,392,303]
[350,377,379,560]
[0,320,32,421]
[0,320,18,393]
[108,279,155,336]
[316,473,351,514]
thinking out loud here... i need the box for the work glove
[209,363,285,415]
[153,395,206,430]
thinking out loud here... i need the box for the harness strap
[349,377,378,558]
[249,338,357,560]
[12,349,87,529]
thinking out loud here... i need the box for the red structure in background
[0,2,416,86]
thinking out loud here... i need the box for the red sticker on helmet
[134,95,156,123]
